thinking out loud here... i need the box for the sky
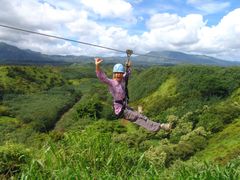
[0,0,240,61]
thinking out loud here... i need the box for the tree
[76,94,103,120]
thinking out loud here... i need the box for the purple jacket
[96,68,131,115]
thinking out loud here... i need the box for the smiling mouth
[116,77,122,81]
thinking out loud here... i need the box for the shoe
[160,123,172,131]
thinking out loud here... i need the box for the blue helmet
[113,63,124,73]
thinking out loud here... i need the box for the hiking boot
[160,123,172,131]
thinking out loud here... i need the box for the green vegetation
[3,86,81,132]
[195,118,240,164]
[0,66,65,94]
[129,66,240,129]
[1,64,240,179]
[0,143,32,177]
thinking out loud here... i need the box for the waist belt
[114,100,125,105]
[114,98,126,118]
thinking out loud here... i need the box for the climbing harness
[114,98,127,118]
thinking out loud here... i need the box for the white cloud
[0,0,240,61]
[0,0,77,31]
[146,13,180,29]
[140,8,240,61]
[142,13,205,51]
[42,0,82,10]
[80,0,134,20]
[192,8,240,59]
[67,16,140,56]
[0,0,95,55]
[0,0,139,56]
[187,0,230,14]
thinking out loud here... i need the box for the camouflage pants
[123,107,161,132]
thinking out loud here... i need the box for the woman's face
[114,72,124,82]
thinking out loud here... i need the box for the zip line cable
[0,24,161,59]
[0,24,125,54]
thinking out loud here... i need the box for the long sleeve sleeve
[96,69,112,85]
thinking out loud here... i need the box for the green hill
[0,64,240,179]
[194,118,240,164]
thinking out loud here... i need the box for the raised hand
[95,58,103,65]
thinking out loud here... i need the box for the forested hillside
[0,64,239,179]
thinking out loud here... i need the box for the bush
[169,116,193,144]
[76,94,103,120]
[0,143,32,176]
[145,146,167,168]
[169,157,240,180]
[89,120,127,134]
[175,127,209,160]
[0,105,10,116]
[198,101,240,132]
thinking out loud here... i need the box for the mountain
[0,42,56,65]
[1,42,240,66]
[133,51,240,66]
[0,42,86,65]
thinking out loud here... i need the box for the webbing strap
[114,99,126,118]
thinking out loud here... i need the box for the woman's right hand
[95,58,103,65]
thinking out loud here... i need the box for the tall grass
[172,158,240,180]
[16,125,240,179]
[19,127,160,179]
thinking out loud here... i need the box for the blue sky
[103,0,240,33]
[0,0,240,61]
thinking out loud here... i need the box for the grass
[10,125,240,179]
[0,116,22,141]
[194,118,240,164]
[132,76,179,118]
[18,127,160,179]
[0,116,36,145]
[165,157,240,180]
[139,77,178,104]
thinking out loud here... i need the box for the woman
[95,57,171,132]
